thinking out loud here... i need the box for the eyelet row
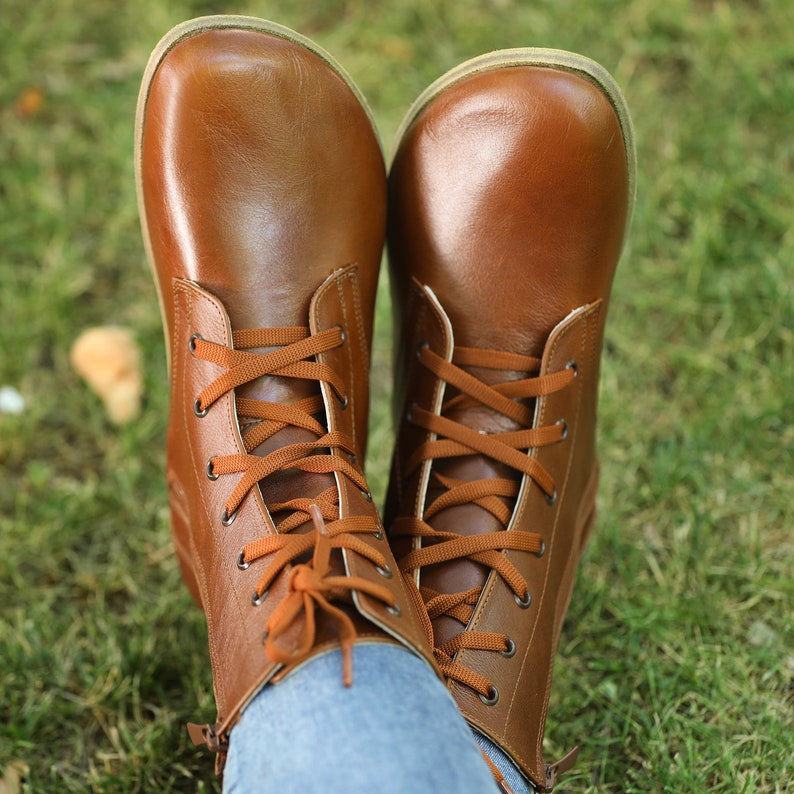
[543,359,575,507]
[189,327,352,416]
[193,323,394,623]
[206,457,238,528]
[190,334,209,416]
[237,535,401,617]
[546,365,573,507]
[478,637,518,707]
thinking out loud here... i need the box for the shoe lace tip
[309,502,327,535]
[342,637,354,687]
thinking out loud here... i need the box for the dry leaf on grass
[15,86,44,118]
[70,326,143,424]
[0,761,29,794]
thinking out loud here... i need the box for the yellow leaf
[0,761,29,794]
[15,87,44,118]
[70,326,143,424]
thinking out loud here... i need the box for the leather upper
[386,62,633,790]
[389,66,629,361]
[139,26,384,396]
[136,20,437,755]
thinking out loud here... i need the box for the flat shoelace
[192,326,396,683]
[394,345,575,699]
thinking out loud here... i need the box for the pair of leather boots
[135,15,635,793]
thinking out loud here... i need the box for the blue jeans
[222,643,534,794]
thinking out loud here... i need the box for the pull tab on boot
[187,722,230,776]
[544,746,580,791]
[187,721,228,752]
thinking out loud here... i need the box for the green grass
[1,0,792,791]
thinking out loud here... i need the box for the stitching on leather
[312,266,357,506]
[347,265,369,365]
[404,285,457,642]
[394,285,422,509]
[397,285,437,637]
[336,268,363,450]
[174,281,226,708]
[178,279,268,709]
[309,268,350,421]
[414,287,451,521]
[170,278,182,399]
[531,306,594,770]
[484,303,600,777]
[312,269,430,651]
[534,303,600,772]
[392,281,425,516]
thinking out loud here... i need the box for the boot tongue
[422,363,534,647]
[236,350,338,531]
[216,271,343,534]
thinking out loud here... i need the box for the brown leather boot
[135,15,436,772]
[386,50,635,792]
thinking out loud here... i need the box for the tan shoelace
[191,326,396,684]
[393,344,576,700]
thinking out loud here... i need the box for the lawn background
[1,0,792,792]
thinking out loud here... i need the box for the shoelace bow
[191,326,396,684]
[393,344,576,700]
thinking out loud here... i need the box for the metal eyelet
[188,333,203,354]
[252,589,269,607]
[221,507,237,526]
[514,590,531,609]
[206,458,219,480]
[406,401,418,423]
[193,398,209,418]
[566,359,579,377]
[236,551,250,571]
[349,453,358,465]
[361,489,373,503]
[338,393,349,410]
[479,685,499,706]
[416,341,429,359]
[375,563,393,579]
[535,540,546,558]
[555,419,568,441]
[373,526,384,541]
[500,637,517,658]
[545,489,558,506]
[333,323,346,344]
[386,602,402,617]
